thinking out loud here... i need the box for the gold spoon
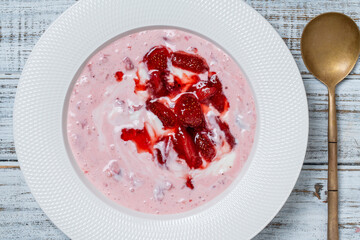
[301,12,360,240]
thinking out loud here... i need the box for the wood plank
[2,74,360,164]
[0,0,78,72]
[1,166,359,239]
[246,0,360,75]
[0,167,68,239]
[0,74,17,161]
[1,0,360,75]
[256,165,360,239]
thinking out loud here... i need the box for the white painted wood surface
[1,0,360,239]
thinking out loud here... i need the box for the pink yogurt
[67,29,256,214]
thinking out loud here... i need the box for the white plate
[13,0,308,239]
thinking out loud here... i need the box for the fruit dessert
[67,29,256,214]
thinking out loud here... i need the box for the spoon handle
[328,87,339,240]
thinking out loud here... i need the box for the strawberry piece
[146,100,177,128]
[216,117,236,149]
[171,51,209,73]
[146,71,169,98]
[133,71,147,92]
[204,73,230,113]
[143,46,170,71]
[154,135,173,165]
[164,76,182,97]
[209,92,229,113]
[115,71,124,82]
[194,132,216,162]
[208,73,223,92]
[121,127,152,153]
[188,82,218,102]
[154,149,165,165]
[123,57,134,70]
[185,176,194,190]
[174,93,204,128]
[172,126,202,169]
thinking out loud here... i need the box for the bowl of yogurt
[66,29,257,215]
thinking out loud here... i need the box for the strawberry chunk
[187,81,218,102]
[154,149,165,165]
[194,132,216,162]
[209,92,229,113]
[174,93,204,128]
[185,176,194,189]
[121,127,153,153]
[115,71,124,82]
[146,100,177,128]
[164,76,182,97]
[208,73,223,92]
[171,51,209,74]
[146,71,169,98]
[172,126,202,169]
[143,46,170,71]
[154,135,173,165]
[216,117,236,149]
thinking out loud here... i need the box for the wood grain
[1,0,360,239]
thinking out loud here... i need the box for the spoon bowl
[301,12,360,87]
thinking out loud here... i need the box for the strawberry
[209,92,229,113]
[154,135,173,165]
[194,132,216,162]
[154,149,165,165]
[185,176,194,190]
[115,71,124,82]
[146,100,177,128]
[174,93,204,128]
[187,81,217,102]
[143,46,170,71]
[208,73,223,91]
[121,127,153,153]
[172,126,202,169]
[171,51,209,73]
[146,71,169,98]
[216,116,236,149]
[164,76,182,97]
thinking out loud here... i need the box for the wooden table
[1,0,360,239]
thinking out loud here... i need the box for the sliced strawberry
[188,82,217,102]
[143,46,170,71]
[146,71,169,98]
[209,92,229,113]
[172,126,202,169]
[154,135,173,165]
[133,71,147,92]
[185,176,194,190]
[146,100,177,128]
[115,71,124,82]
[171,51,209,74]
[174,93,204,128]
[164,76,182,97]
[121,127,153,153]
[154,149,165,165]
[216,116,236,149]
[194,132,216,162]
[208,73,223,92]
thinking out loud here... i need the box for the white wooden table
[1,0,360,239]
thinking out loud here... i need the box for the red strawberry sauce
[67,29,256,214]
